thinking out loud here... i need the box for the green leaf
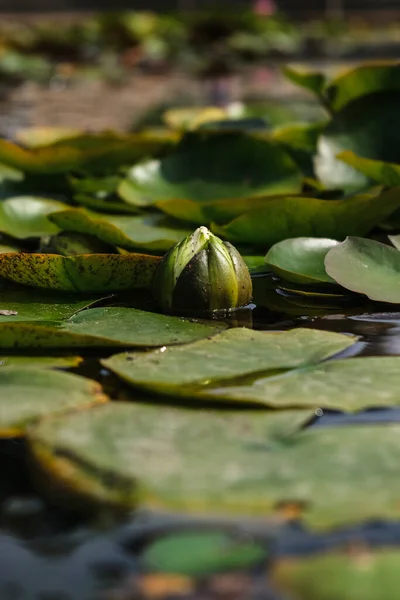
[0,197,68,239]
[325,236,400,303]
[28,403,400,528]
[0,288,105,322]
[143,531,265,576]
[337,151,400,187]
[265,238,339,284]
[315,92,400,190]
[0,132,175,174]
[50,209,192,253]
[325,62,400,112]
[215,187,400,247]
[272,122,325,177]
[0,307,226,349]
[0,253,160,292]
[102,328,355,396]
[27,404,314,513]
[198,357,400,412]
[283,66,326,97]
[243,256,270,275]
[273,548,400,600]
[0,356,82,369]
[118,131,303,207]
[0,367,106,437]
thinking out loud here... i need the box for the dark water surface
[2,289,400,599]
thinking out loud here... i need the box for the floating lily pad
[0,289,105,322]
[0,356,82,369]
[118,131,302,207]
[0,197,68,240]
[198,357,400,412]
[214,187,400,247]
[315,92,400,189]
[28,404,313,513]
[143,531,265,576]
[102,328,355,396]
[0,132,174,174]
[50,209,192,253]
[337,152,400,187]
[243,256,270,275]
[272,548,400,600]
[39,232,114,256]
[0,253,160,292]
[283,66,326,97]
[265,238,339,284]
[0,367,106,437]
[0,307,226,349]
[28,402,400,528]
[325,237,400,303]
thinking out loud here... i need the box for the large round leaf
[102,328,355,396]
[0,197,67,239]
[50,209,192,252]
[215,187,400,247]
[28,403,400,528]
[0,253,160,292]
[338,152,400,187]
[325,237,400,303]
[0,307,226,349]
[265,238,339,284]
[198,357,400,412]
[118,131,303,207]
[0,367,106,437]
[315,92,400,189]
[28,404,313,514]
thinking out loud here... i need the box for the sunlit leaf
[0,253,160,292]
[338,151,400,187]
[0,196,68,239]
[214,187,400,247]
[325,237,400,303]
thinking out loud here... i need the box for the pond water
[0,278,399,600]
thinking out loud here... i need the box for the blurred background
[0,0,399,134]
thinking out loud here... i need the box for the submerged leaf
[325,237,400,303]
[102,328,355,396]
[0,253,160,292]
[265,238,339,284]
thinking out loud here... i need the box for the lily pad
[214,187,400,247]
[28,403,313,513]
[0,132,174,174]
[0,197,68,240]
[272,549,400,600]
[50,209,192,253]
[283,66,326,97]
[102,328,355,396]
[315,92,400,190]
[243,256,270,275]
[28,402,400,528]
[265,238,339,284]
[0,356,82,369]
[118,131,303,207]
[337,151,400,187]
[198,357,400,412]
[0,253,160,292]
[324,237,400,303]
[0,288,105,322]
[0,367,106,437]
[0,307,226,349]
[143,531,265,576]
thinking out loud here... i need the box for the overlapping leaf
[0,196,67,239]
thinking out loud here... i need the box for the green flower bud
[152,226,252,314]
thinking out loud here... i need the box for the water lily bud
[152,226,252,314]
